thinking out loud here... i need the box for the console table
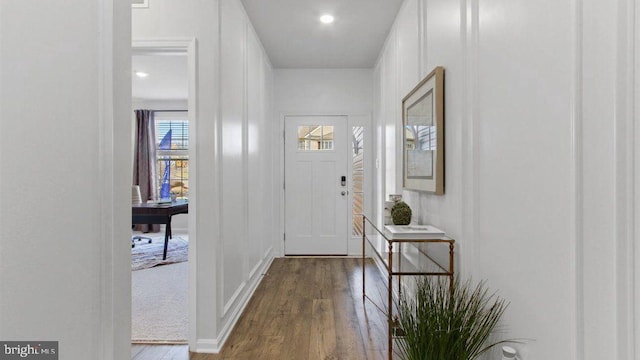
[361,215,455,360]
[132,200,188,260]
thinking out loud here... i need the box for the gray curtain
[133,109,160,232]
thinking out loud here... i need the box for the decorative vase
[384,202,392,225]
[391,201,412,225]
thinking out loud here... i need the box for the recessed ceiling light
[320,14,334,24]
[135,71,149,78]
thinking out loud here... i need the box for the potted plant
[394,277,512,360]
[391,201,412,225]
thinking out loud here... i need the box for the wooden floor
[132,257,391,360]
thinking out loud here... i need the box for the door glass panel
[297,125,334,151]
[298,126,311,150]
[352,126,364,235]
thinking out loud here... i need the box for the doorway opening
[131,40,197,347]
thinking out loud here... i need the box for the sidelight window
[352,126,364,235]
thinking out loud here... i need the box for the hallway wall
[374,0,638,359]
[133,0,276,352]
[0,1,131,359]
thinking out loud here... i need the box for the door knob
[341,191,347,196]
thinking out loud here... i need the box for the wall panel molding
[569,0,584,358]
[242,19,250,286]
[634,0,640,353]
[219,0,248,316]
[582,0,624,356]
[419,0,427,78]
[460,0,479,277]
[216,0,226,337]
[216,254,275,352]
[99,1,131,358]
[616,0,638,358]
[394,28,403,196]
[217,0,275,347]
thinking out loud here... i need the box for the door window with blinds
[155,111,189,199]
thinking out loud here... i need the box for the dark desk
[132,200,188,260]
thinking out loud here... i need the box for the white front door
[284,116,348,255]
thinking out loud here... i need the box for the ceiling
[240,0,404,68]
[131,1,403,99]
[132,54,188,100]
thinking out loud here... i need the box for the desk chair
[132,185,152,248]
[132,232,152,248]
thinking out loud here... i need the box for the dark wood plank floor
[132,257,391,360]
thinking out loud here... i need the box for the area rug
[132,262,188,343]
[131,235,188,271]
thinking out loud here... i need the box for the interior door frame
[132,38,198,349]
[279,113,372,256]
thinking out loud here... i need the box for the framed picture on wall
[402,66,444,194]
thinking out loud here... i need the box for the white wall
[274,69,373,254]
[274,69,373,115]
[133,0,276,352]
[218,0,276,344]
[0,1,131,359]
[374,0,638,359]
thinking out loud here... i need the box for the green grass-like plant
[395,277,510,360]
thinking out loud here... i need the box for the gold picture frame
[402,66,444,194]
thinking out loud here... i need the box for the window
[155,111,189,199]
[297,125,334,151]
[352,126,364,235]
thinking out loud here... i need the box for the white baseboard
[197,247,275,353]
[223,281,247,316]
[194,339,219,354]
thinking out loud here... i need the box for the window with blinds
[155,111,189,199]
